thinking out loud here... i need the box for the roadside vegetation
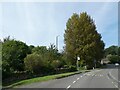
[3,70,90,88]
[2,12,119,88]
[104,45,120,64]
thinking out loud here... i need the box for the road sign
[77,56,80,61]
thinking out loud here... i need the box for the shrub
[68,65,77,72]
[107,55,119,64]
[2,38,30,79]
[24,53,47,74]
[51,60,62,69]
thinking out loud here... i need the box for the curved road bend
[17,64,119,89]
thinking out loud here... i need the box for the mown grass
[3,70,90,89]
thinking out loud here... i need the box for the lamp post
[56,35,59,50]
[77,56,80,71]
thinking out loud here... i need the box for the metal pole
[77,59,79,71]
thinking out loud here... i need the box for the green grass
[3,70,90,89]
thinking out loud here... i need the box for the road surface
[17,65,119,89]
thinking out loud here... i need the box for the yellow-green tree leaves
[64,12,105,69]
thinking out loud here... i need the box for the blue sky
[0,2,118,51]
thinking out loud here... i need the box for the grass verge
[3,70,90,89]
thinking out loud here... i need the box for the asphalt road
[17,65,119,89]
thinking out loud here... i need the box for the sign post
[77,56,80,71]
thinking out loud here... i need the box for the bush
[107,55,119,64]
[51,60,62,69]
[68,65,77,72]
[2,38,30,79]
[24,53,47,74]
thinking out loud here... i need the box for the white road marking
[77,78,79,80]
[109,70,118,82]
[67,85,71,89]
[81,76,83,77]
[107,76,110,80]
[114,85,118,88]
[73,81,76,83]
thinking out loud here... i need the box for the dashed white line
[114,85,118,88]
[107,76,110,80]
[67,85,71,89]
[81,76,83,77]
[73,81,76,83]
[77,78,79,80]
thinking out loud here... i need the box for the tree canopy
[2,37,30,78]
[104,45,118,56]
[64,12,105,69]
[104,45,120,64]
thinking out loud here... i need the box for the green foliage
[104,46,120,64]
[24,44,67,74]
[2,37,30,78]
[0,40,2,75]
[104,45,118,57]
[32,45,60,64]
[47,44,59,62]
[118,47,120,56]
[24,53,47,74]
[29,45,35,53]
[51,60,62,69]
[32,46,47,55]
[68,65,77,72]
[107,55,120,64]
[64,12,105,69]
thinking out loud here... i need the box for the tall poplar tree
[64,12,105,69]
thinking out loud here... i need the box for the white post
[77,56,80,71]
